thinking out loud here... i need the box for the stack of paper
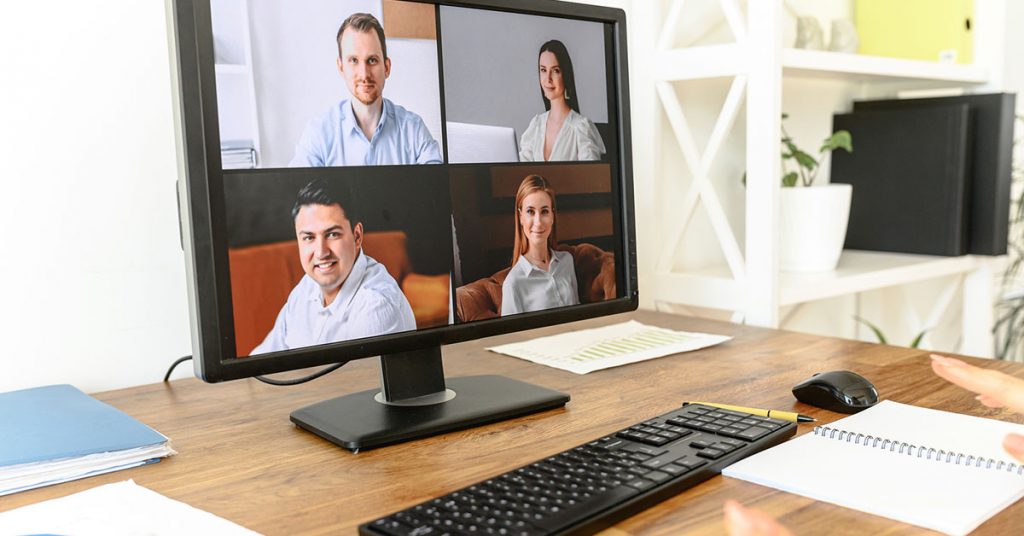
[0,384,176,496]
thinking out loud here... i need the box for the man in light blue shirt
[289,12,441,167]
[252,179,416,355]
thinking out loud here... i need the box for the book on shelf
[854,93,1016,256]
[831,104,972,257]
[0,384,176,496]
[221,138,257,169]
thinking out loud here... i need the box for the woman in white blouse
[501,175,580,316]
[518,40,606,162]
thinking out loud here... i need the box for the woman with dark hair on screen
[519,40,606,162]
[501,175,580,315]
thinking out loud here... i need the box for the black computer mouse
[791,370,879,414]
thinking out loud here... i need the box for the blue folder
[0,384,167,467]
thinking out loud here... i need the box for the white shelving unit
[649,0,1004,357]
[210,0,261,167]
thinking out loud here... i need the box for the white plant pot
[779,183,852,272]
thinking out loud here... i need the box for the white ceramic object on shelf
[779,183,852,272]
[828,19,859,53]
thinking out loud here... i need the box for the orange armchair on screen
[455,243,615,322]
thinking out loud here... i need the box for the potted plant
[777,114,853,272]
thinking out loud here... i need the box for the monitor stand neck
[289,345,569,452]
[376,347,455,406]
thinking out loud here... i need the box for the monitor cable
[162,355,347,385]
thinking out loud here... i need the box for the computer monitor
[167,0,637,451]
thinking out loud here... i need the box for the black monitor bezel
[169,0,638,382]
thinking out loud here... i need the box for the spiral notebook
[723,401,1024,536]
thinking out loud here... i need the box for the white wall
[0,1,191,394]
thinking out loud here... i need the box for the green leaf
[820,130,853,153]
[792,149,818,171]
[853,315,887,345]
[909,329,928,349]
[782,171,798,187]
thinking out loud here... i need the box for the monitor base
[290,375,569,452]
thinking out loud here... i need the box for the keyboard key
[676,458,707,470]
[640,457,672,469]
[660,463,687,475]
[690,440,713,449]
[621,444,666,457]
[696,448,725,459]
[625,479,656,491]
[645,470,670,483]
[737,426,771,440]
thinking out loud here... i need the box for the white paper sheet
[0,480,261,535]
[487,320,731,374]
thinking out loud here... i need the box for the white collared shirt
[289,97,442,167]
[518,109,606,162]
[501,250,579,316]
[250,251,416,355]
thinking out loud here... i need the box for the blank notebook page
[723,401,1024,536]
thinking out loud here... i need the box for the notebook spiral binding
[813,426,1024,476]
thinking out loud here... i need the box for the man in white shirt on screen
[251,179,416,354]
[289,12,441,167]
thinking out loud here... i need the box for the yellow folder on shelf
[855,0,973,64]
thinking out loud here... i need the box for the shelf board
[652,250,989,310]
[781,49,989,84]
[654,45,988,85]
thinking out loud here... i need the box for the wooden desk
[3,311,1023,534]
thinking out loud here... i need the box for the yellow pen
[686,401,815,423]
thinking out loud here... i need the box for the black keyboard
[359,403,797,536]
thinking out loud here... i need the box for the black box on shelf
[854,93,1016,255]
[831,105,972,257]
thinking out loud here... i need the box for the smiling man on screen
[252,179,416,354]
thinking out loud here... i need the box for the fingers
[724,500,794,536]
[1004,434,1024,465]
[930,355,1024,415]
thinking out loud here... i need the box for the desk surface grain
[2,311,1023,535]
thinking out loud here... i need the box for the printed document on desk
[0,384,175,496]
[0,480,260,535]
[487,320,731,374]
[723,401,1024,536]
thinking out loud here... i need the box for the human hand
[723,500,793,536]
[930,354,1024,463]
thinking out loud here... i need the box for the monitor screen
[170,0,636,448]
